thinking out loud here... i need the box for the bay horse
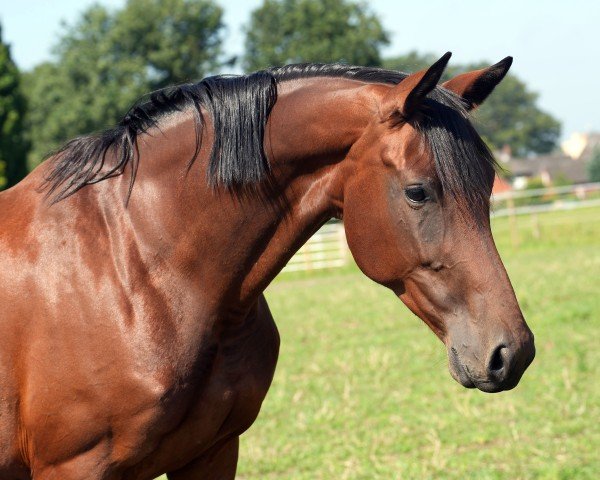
[0,52,535,479]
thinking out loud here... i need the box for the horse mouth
[447,346,526,393]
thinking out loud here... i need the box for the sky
[1,0,599,140]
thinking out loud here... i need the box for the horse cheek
[343,178,407,286]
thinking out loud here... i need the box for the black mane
[45,63,497,213]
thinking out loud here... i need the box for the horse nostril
[488,345,508,376]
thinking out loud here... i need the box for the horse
[0,52,535,479]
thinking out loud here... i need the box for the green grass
[160,206,600,479]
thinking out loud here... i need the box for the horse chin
[472,381,513,394]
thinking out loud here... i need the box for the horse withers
[0,52,534,479]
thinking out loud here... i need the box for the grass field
[160,206,600,479]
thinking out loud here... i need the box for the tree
[471,73,561,156]
[243,0,389,71]
[588,148,600,182]
[384,52,561,157]
[0,24,28,189]
[23,0,225,167]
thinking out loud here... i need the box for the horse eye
[405,186,428,204]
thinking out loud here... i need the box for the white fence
[282,221,348,273]
[282,182,600,273]
[491,182,600,217]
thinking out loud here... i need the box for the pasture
[159,206,600,479]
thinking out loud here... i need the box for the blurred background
[1,1,598,478]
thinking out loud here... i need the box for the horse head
[342,53,535,392]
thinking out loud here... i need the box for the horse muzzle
[446,327,536,393]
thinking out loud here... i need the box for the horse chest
[127,301,280,478]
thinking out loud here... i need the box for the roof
[503,153,589,184]
[492,174,512,194]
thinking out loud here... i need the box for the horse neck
[228,78,379,304]
[123,78,379,313]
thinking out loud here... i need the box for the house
[505,153,589,188]
[561,132,600,160]
[499,131,598,188]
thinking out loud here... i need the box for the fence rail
[282,222,348,273]
[282,183,600,273]
[491,182,600,217]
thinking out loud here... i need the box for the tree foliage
[19,4,563,170]
[588,148,600,182]
[23,0,224,167]
[384,52,562,157]
[0,24,28,189]
[243,0,389,71]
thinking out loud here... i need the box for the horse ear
[383,52,452,121]
[442,56,513,110]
